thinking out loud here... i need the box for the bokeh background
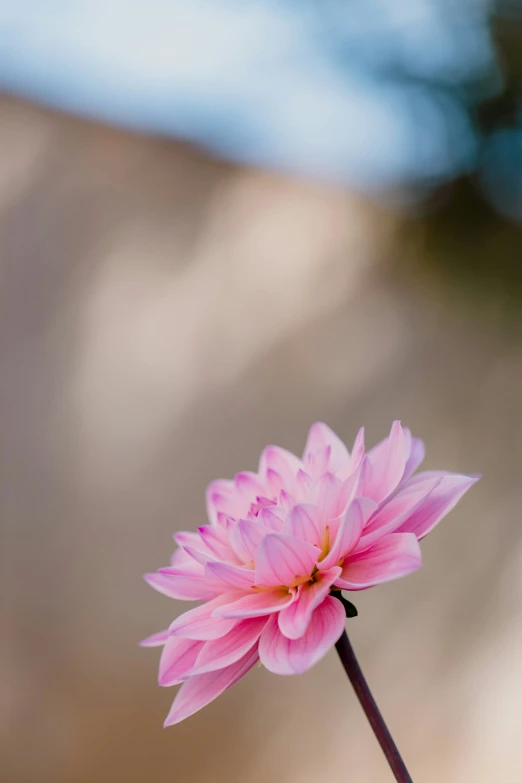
[2,2,522,781]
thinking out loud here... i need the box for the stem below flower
[335,630,414,783]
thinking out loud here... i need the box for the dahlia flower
[142,421,477,728]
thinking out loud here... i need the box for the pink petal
[169,548,205,574]
[197,526,235,561]
[337,459,364,512]
[190,616,267,675]
[355,477,441,550]
[310,472,343,522]
[259,445,303,487]
[255,532,321,587]
[173,531,208,551]
[265,468,284,496]
[319,497,377,569]
[278,489,294,512]
[259,595,346,675]
[396,472,479,539]
[295,469,313,500]
[206,479,245,525]
[163,648,259,727]
[212,588,296,619]
[230,518,267,563]
[362,420,408,503]
[347,427,365,474]
[283,504,322,547]
[182,545,219,566]
[278,567,341,639]
[168,594,241,640]
[234,471,265,498]
[303,422,351,475]
[402,431,425,481]
[139,629,169,647]
[158,636,204,686]
[305,444,332,478]
[145,570,220,601]
[258,505,285,531]
[205,561,256,590]
[336,532,422,590]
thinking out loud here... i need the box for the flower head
[142,421,478,726]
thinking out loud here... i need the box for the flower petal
[230,518,267,563]
[259,595,345,675]
[205,561,256,590]
[258,505,285,531]
[139,629,169,647]
[396,472,479,539]
[145,570,219,601]
[355,477,441,550]
[255,532,321,587]
[347,427,365,473]
[283,503,322,547]
[259,445,303,486]
[337,459,364,513]
[303,422,350,475]
[168,548,204,574]
[362,420,408,503]
[197,526,234,561]
[168,594,241,640]
[163,648,259,727]
[278,567,341,639]
[190,617,267,675]
[319,497,377,569]
[336,532,422,590]
[234,471,265,498]
[158,636,204,686]
[310,472,343,522]
[403,430,425,481]
[206,479,244,525]
[212,588,296,619]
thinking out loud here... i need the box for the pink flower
[142,421,478,726]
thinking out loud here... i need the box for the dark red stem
[335,630,414,783]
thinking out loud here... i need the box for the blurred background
[2,1,522,781]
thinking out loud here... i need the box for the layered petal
[190,616,267,675]
[283,503,322,547]
[139,629,169,647]
[396,472,479,539]
[259,595,346,675]
[197,525,235,561]
[258,505,285,532]
[205,561,256,590]
[212,588,296,619]
[336,533,422,590]
[303,422,351,475]
[361,420,408,503]
[310,472,343,522]
[259,445,303,487]
[356,477,441,550]
[230,518,267,563]
[168,593,240,640]
[164,648,259,727]
[278,567,341,639]
[145,570,220,601]
[255,532,321,587]
[319,497,377,569]
[403,430,425,481]
[347,427,365,474]
[206,479,246,525]
[158,636,204,686]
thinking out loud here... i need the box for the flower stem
[335,630,414,783]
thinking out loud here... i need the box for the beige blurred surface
[1,95,521,782]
